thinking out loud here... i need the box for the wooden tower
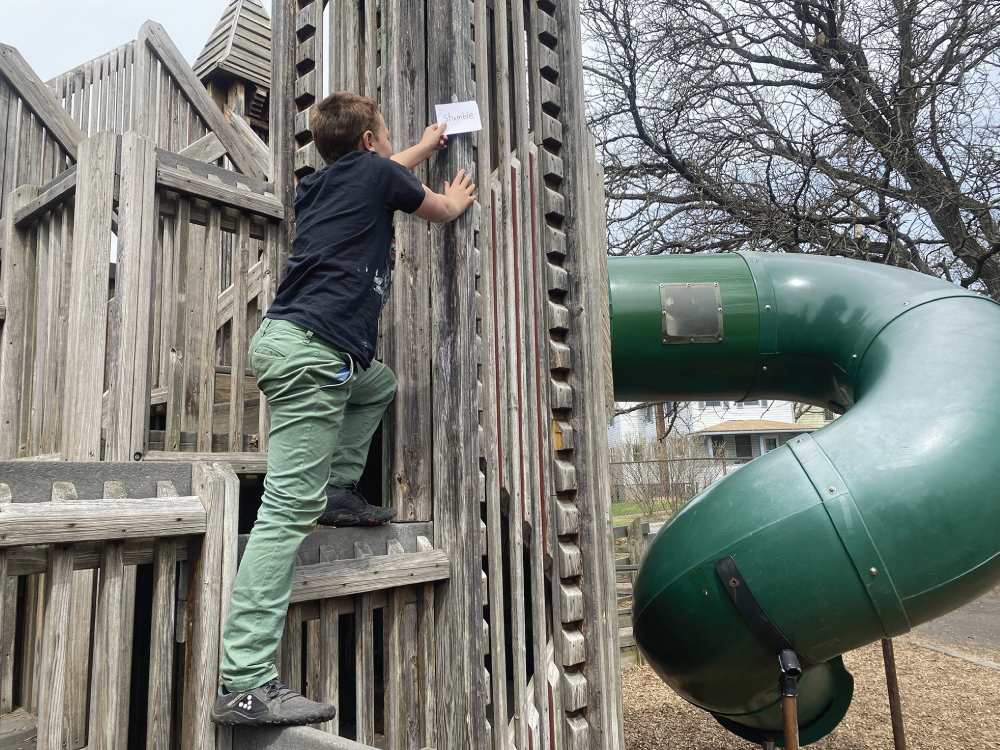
[0,0,620,748]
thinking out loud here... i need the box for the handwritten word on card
[435,100,483,135]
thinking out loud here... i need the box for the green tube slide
[608,252,1000,745]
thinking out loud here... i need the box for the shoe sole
[210,708,337,726]
[318,512,396,527]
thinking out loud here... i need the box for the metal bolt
[762,366,768,371]
[718,307,723,312]
[852,354,858,359]
[765,305,771,311]
[753,258,759,262]
[729,578,740,587]
[796,439,802,443]
[714,283,719,286]
[828,486,837,493]
[717,336,722,341]
[689,337,695,342]
[686,283,692,287]
[869,567,878,576]
[133,452,142,461]
[660,283,664,287]
[702,588,709,596]
[902,301,909,306]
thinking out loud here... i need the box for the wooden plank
[197,207,222,451]
[12,163,77,227]
[140,22,264,180]
[0,497,207,546]
[156,162,283,218]
[0,484,12,714]
[270,0,295,282]
[89,539,126,750]
[384,540,406,750]
[0,44,85,159]
[426,0,489,744]
[178,131,228,164]
[61,130,116,461]
[165,199,191,451]
[146,481,179,750]
[382,0,431,522]
[0,186,38,459]
[228,213,250,453]
[316,544,338,734]
[288,549,450,603]
[35,483,77,750]
[225,105,270,179]
[354,541,375,745]
[105,131,159,462]
[416,535,436,749]
[144,450,268,472]
[181,462,229,749]
[257,222,278,450]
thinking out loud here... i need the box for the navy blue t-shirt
[266,151,426,368]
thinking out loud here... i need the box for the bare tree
[583,0,1000,298]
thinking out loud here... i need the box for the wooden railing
[0,460,236,750]
[613,519,659,669]
[271,524,447,749]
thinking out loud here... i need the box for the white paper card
[435,100,483,135]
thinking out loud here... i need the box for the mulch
[622,635,1000,749]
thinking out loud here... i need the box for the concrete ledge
[232,726,379,750]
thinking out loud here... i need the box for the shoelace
[263,679,297,703]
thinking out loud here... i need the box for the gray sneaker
[210,679,336,726]
[318,485,397,526]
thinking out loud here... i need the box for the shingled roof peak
[192,0,272,90]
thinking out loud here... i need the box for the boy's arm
[391,123,449,170]
[414,169,477,224]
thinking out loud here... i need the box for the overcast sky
[0,0,271,82]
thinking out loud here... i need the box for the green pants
[220,318,397,690]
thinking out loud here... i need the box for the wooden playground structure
[0,0,620,748]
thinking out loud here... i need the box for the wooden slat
[0,484,13,713]
[228,213,250,452]
[140,22,265,180]
[164,199,191,450]
[156,162,283,218]
[178,130,228,163]
[0,496,207,546]
[316,544,339,734]
[0,186,38,459]
[416,535,436,748]
[147,482,180,750]
[144,450,268,472]
[12,164,77,227]
[89,539,126,750]
[0,44,85,159]
[35,483,77,750]
[225,105,270,179]
[180,462,229,748]
[288,549,450,604]
[61,131,117,461]
[384,540,406,750]
[8,537,190,576]
[105,132,158,462]
[197,207,222,451]
[354,541,375,746]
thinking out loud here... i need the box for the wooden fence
[613,519,659,669]
[0,460,236,750]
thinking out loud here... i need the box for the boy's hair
[311,91,381,165]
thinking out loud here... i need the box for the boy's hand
[444,169,476,216]
[414,169,477,223]
[420,123,449,155]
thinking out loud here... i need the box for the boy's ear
[359,129,377,152]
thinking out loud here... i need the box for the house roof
[696,419,818,435]
[193,0,272,89]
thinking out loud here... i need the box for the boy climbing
[211,91,476,726]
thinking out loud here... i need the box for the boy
[211,91,476,726]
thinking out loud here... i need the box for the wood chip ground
[622,635,1000,749]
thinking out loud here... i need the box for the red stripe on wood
[511,167,526,521]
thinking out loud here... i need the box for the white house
[608,399,816,459]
